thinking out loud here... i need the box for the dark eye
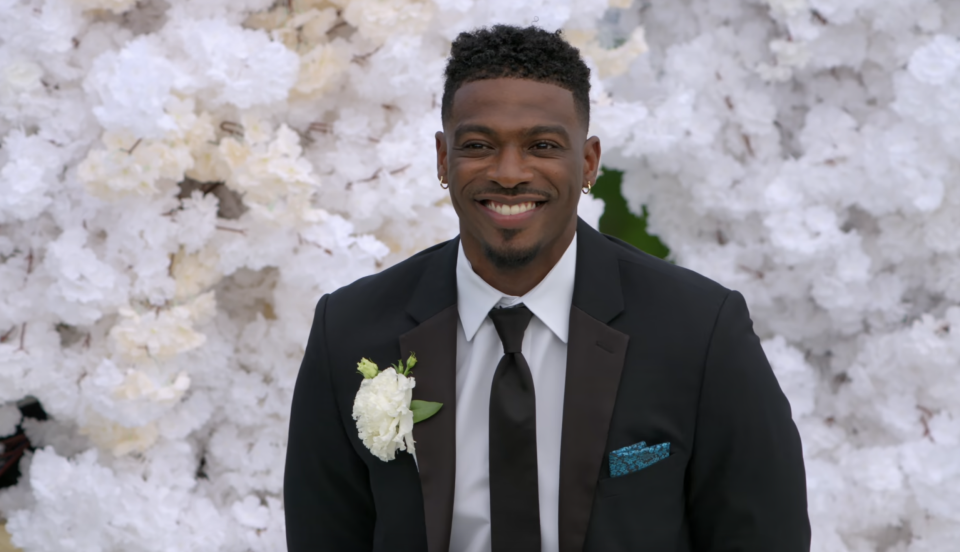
[532,141,556,149]
[462,142,487,149]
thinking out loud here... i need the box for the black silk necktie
[488,304,541,551]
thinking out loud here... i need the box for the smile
[481,200,543,216]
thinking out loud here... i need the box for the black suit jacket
[285,218,810,552]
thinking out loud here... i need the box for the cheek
[551,177,580,204]
[451,156,490,177]
[449,183,484,223]
[448,187,470,216]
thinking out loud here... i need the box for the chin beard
[482,237,541,270]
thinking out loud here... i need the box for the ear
[435,131,448,181]
[583,136,601,185]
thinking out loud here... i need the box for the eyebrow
[523,125,570,141]
[453,124,496,141]
[453,124,571,142]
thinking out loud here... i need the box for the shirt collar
[456,234,577,344]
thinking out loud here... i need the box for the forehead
[448,78,582,135]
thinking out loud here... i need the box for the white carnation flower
[351,368,416,462]
[908,34,960,86]
[2,58,43,92]
[339,0,434,44]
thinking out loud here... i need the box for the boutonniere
[351,353,443,462]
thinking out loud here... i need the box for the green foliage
[391,352,417,376]
[591,168,670,260]
[410,400,443,423]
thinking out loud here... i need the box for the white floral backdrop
[0,0,958,550]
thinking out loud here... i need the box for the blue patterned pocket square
[609,441,671,478]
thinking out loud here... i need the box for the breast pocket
[585,452,688,552]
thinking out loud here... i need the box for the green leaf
[410,400,443,424]
[592,168,670,260]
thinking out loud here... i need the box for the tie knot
[488,304,533,354]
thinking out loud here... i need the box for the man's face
[436,78,600,270]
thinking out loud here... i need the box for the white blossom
[0,403,22,438]
[352,368,416,462]
[1,58,43,93]
[70,0,138,14]
[566,27,648,78]
[0,130,57,223]
[337,0,436,44]
[218,119,324,225]
[908,34,960,86]
[2,0,960,550]
[109,292,215,362]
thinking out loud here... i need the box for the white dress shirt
[449,235,577,552]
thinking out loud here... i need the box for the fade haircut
[441,25,592,128]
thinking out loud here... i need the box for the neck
[460,221,576,297]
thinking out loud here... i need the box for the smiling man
[284,25,810,552]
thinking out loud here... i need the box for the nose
[488,145,533,189]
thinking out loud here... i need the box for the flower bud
[356,358,380,379]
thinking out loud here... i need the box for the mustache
[470,186,552,199]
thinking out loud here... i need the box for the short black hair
[441,25,591,127]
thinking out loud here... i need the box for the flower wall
[0,0,957,550]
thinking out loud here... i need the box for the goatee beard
[482,235,541,270]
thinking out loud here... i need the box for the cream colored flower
[298,8,339,46]
[241,112,273,146]
[218,121,322,224]
[766,0,809,17]
[172,247,222,301]
[244,8,292,36]
[2,59,43,92]
[113,369,191,404]
[218,136,250,168]
[245,4,338,51]
[770,39,812,69]
[78,99,215,199]
[109,292,216,362]
[352,367,416,462]
[78,142,160,198]
[294,42,348,97]
[80,410,159,456]
[336,0,434,44]
[186,141,231,183]
[565,27,649,79]
[70,0,137,15]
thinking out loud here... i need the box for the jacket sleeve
[686,290,811,551]
[284,294,375,551]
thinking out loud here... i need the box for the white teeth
[485,201,537,216]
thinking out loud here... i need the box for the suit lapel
[558,220,630,552]
[399,238,459,552]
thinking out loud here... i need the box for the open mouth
[480,200,545,216]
